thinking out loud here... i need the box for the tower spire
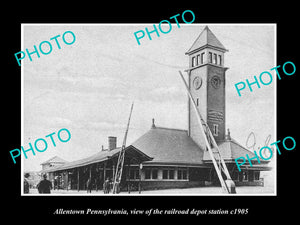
[185,26,227,55]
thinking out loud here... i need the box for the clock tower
[185,26,228,150]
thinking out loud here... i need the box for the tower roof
[186,26,227,55]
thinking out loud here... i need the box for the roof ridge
[40,156,67,165]
[153,126,188,132]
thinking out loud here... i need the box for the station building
[40,26,271,192]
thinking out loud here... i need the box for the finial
[227,128,231,140]
[151,118,156,129]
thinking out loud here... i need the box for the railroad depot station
[40,26,271,192]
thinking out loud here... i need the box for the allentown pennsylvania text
[53,208,247,216]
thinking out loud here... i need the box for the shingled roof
[40,147,152,173]
[131,125,260,165]
[203,138,258,161]
[131,126,205,166]
[185,26,227,55]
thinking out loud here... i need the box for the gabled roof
[131,126,205,165]
[40,156,68,165]
[185,26,227,55]
[203,138,259,161]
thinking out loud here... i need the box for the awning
[40,145,153,173]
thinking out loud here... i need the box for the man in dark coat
[86,178,92,193]
[37,174,52,194]
[103,178,110,194]
[24,173,30,194]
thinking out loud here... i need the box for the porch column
[112,163,115,181]
[103,161,107,181]
[128,159,131,194]
[77,168,80,192]
[65,171,68,191]
[89,165,92,180]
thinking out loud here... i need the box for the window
[145,169,151,179]
[219,55,222,65]
[201,52,205,64]
[152,170,158,179]
[243,171,248,181]
[196,98,199,106]
[177,169,188,180]
[254,171,260,180]
[130,170,135,179]
[192,56,196,67]
[144,169,158,180]
[214,53,217,64]
[178,170,182,179]
[213,124,218,136]
[232,171,238,180]
[162,169,175,180]
[209,52,212,63]
[130,169,139,180]
[163,170,168,179]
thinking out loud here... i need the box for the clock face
[211,75,221,89]
[193,76,202,90]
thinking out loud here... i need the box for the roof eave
[185,44,228,55]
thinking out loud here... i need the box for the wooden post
[112,163,115,182]
[89,166,92,180]
[139,163,142,194]
[89,165,92,187]
[77,168,80,192]
[95,163,99,192]
[65,171,68,191]
[128,159,131,194]
[103,162,106,181]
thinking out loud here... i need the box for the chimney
[108,136,117,151]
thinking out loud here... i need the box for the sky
[22,24,276,172]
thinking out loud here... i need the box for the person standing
[86,178,92,193]
[103,178,110,194]
[37,174,52,194]
[24,173,30,194]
